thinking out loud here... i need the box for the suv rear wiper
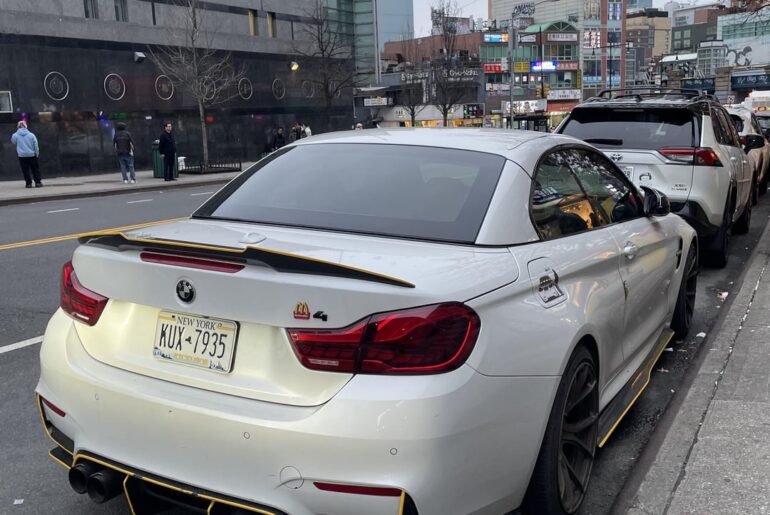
[584,138,623,146]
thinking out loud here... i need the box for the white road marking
[190,191,214,196]
[46,208,80,214]
[127,199,153,204]
[0,335,43,354]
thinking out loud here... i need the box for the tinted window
[560,108,699,150]
[531,150,603,240]
[195,144,505,244]
[567,149,643,223]
[730,114,744,134]
[715,109,739,146]
[711,111,729,145]
[758,116,770,130]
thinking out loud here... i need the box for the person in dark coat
[273,127,286,151]
[113,122,135,184]
[158,122,177,181]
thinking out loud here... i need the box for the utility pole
[508,17,516,128]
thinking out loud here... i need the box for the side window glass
[716,109,739,146]
[711,110,727,145]
[569,149,644,223]
[531,150,602,240]
[752,115,763,135]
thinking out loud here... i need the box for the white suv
[727,106,770,204]
[558,89,764,267]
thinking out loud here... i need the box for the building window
[0,91,12,113]
[84,0,99,19]
[114,0,128,22]
[267,12,276,38]
[248,10,258,36]
[608,1,622,21]
[683,29,691,38]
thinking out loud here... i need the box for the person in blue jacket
[10,120,42,188]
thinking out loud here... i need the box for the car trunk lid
[70,219,518,407]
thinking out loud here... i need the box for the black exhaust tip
[86,469,125,504]
[68,462,102,495]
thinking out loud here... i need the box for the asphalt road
[0,186,768,515]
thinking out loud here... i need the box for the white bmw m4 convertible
[37,129,697,515]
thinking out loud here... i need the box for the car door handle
[622,242,638,259]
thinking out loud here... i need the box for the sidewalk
[628,221,770,514]
[0,164,254,207]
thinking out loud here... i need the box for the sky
[412,0,489,37]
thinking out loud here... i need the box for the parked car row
[39,124,699,515]
[557,88,769,268]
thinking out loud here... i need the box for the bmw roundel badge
[176,280,195,303]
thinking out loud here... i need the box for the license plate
[153,312,239,373]
[622,166,634,179]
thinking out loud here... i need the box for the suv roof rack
[586,87,719,104]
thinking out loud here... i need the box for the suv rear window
[194,143,505,244]
[560,108,699,150]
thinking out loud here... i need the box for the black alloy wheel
[705,198,732,268]
[671,243,698,339]
[525,345,598,515]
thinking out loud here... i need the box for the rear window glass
[758,116,770,130]
[194,143,505,244]
[560,108,699,150]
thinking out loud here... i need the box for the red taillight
[659,147,722,167]
[740,135,748,146]
[60,261,108,326]
[140,252,245,273]
[41,396,66,418]
[313,482,402,497]
[288,303,480,375]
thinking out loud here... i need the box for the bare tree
[294,0,364,131]
[149,0,244,167]
[397,29,428,126]
[429,1,479,126]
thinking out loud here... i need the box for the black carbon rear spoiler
[79,232,415,289]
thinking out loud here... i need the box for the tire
[733,190,752,235]
[704,197,732,269]
[525,345,598,515]
[752,174,759,206]
[760,171,769,195]
[671,242,698,340]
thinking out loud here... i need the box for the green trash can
[152,140,178,178]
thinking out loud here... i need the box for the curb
[622,221,770,514]
[0,176,233,207]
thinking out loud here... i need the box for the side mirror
[744,134,765,152]
[641,186,671,217]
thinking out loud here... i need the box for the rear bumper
[671,200,720,238]
[37,310,558,515]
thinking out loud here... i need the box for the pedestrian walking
[158,122,177,182]
[273,127,286,151]
[113,122,136,184]
[302,124,312,138]
[10,120,42,188]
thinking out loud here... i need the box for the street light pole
[508,18,518,128]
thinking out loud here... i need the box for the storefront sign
[514,62,530,73]
[519,34,537,43]
[363,96,392,107]
[484,33,509,43]
[547,89,581,100]
[443,68,481,82]
[504,99,547,114]
[682,77,716,92]
[547,33,578,42]
[401,71,429,85]
[731,73,770,90]
[556,61,579,71]
[531,60,557,72]
[483,63,503,74]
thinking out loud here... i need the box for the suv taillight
[61,261,108,326]
[288,303,480,375]
[659,148,722,167]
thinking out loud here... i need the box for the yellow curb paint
[0,217,187,252]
